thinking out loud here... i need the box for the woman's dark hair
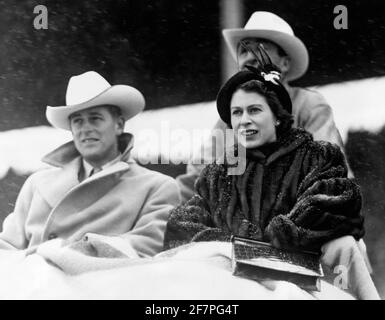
[235,79,293,136]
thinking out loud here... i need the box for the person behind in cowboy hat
[0,71,181,257]
[177,11,352,203]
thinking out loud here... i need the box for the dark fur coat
[164,128,364,251]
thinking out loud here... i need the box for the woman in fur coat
[164,61,364,252]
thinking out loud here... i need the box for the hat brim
[217,71,258,125]
[217,70,292,126]
[222,28,309,81]
[46,85,145,130]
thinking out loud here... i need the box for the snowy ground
[0,75,384,179]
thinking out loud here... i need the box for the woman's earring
[276,120,281,126]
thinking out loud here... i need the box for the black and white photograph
[0,0,384,303]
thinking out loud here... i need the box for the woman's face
[230,89,277,149]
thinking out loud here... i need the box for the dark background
[1,0,385,130]
[1,0,385,297]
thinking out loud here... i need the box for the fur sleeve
[265,142,364,251]
[164,164,231,250]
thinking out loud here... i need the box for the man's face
[236,38,290,77]
[69,105,124,167]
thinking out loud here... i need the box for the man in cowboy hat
[177,11,350,202]
[0,71,180,257]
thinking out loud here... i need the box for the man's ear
[116,116,125,134]
[280,56,291,76]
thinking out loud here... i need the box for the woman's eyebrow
[231,104,264,108]
[248,104,264,108]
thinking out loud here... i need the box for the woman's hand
[265,215,299,249]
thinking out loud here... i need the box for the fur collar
[225,128,312,167]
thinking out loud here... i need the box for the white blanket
[0,238,356,300]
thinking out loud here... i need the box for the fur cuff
[265,215,299,249]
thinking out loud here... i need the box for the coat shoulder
[120,162,181,205]
[307,138,343,155]
[127,162,179,188]
[296,87,328,104]
[27,166,63,185]
[292,87,331,121]
[303,138,346,166]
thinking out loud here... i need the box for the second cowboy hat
[46,71,145,130]
[222,11,309,81]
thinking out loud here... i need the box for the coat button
[48,233,57,240]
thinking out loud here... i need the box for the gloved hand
[320,236,379,300]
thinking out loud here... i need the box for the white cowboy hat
[222,11,309,81]
[46,71,145,130]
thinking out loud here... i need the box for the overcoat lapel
[36,157,82,209]
[41,161,130,239]
[50,161,130,218]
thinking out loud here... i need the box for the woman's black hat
[216,44,292,126]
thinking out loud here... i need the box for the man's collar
[82,153,122,177]
[42,132,134,168]
[82,159,93,179]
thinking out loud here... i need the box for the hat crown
[244,11,294,36]
[66,71,111,106]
